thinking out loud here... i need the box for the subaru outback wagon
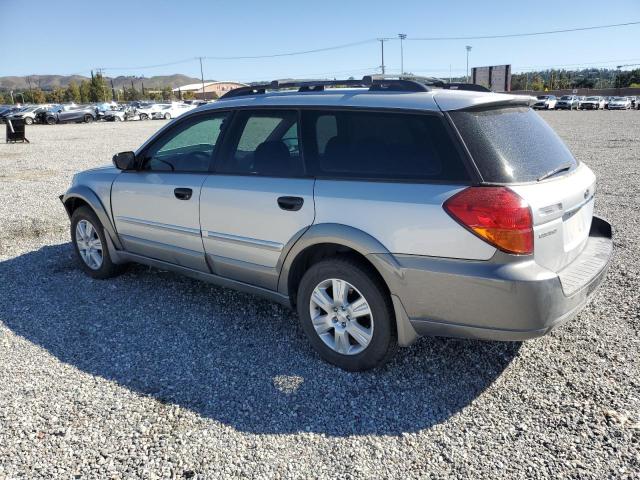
[61,76,613,371]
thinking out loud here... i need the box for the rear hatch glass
[450,106,593,272]
[449,106,577,183]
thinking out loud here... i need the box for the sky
[1,0,639,82]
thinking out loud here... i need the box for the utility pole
[27,76,34,102]
[378,38,386,74]
[398,34,407,75]
[197,57,206,100]
[465,45,472,83]
[449,64,452,83]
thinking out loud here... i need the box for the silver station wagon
[61,76,613,371]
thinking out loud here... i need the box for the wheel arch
[62,185,123,250]
[277,223,419,346]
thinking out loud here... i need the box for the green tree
[161,86,174,101]
[65,81,81,103]
[124,86,142,101]
[46,87,65,103]
[79,80,91,103]
[182,90,196,100]
[89,72,109,102]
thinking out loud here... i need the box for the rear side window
[450,107,577,183]
[302,110,470,182]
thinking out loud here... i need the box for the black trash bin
[6,118,29,143]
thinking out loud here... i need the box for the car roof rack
[219,74,490,99]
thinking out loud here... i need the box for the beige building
[173,81,248,100]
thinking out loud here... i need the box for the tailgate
[511,163,596,273]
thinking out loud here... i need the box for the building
[173,81,247,100]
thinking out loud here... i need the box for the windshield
[560,96,572,100]
[537,96,549,99]
[586,97,599,101]
[449,106,578,183]
[613,97,626,101]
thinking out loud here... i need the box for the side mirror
[113,151,137,170]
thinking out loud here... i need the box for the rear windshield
[449,106,577,183]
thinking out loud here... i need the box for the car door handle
[174,188,193,200]
[277,196,304,211]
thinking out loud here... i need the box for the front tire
[164,112,171,120]
[296,257,397,371]
[71,206,125,279]
[46,116,56,125]
[84,115,94,123]
[24,117,33,125]
[139,113,148,120]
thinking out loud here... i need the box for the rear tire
[46,116,56,125]
[24,117,33,125]
[70,206,126,279]
[296,257,397,371]
[164,112,171,120]
[139,113,148,120]
[84,115,94,123]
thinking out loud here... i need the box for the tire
[84,115,94,123]
[296,257,397,371]
[139,113,148,120]
[164,112,171,120]
[114,116,121,122]
[46,116,56,125]
[70,206,126,279]
[24,117,33,125]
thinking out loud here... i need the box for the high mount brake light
[444,187,534,255]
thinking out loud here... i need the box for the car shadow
[0,244,521,436]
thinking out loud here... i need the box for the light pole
[198,56,206,99]
[398,34,407,75]
[378,38,386,74]
[465,45,472,83]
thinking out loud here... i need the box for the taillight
[443,187,533,255]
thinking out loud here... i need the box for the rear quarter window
[449,106,578,183]
[302,110,470,182]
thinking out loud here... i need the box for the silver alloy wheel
[75,219,103,270]
[309,278,374,355]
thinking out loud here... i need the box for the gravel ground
[0,113,638,479]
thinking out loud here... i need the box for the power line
[203,39,377,60]
[102,58,198,71]
[67,21,640,74]
[409,21,640,41]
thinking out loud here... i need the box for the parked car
[608,97,632,110]
[603,96,614,109]
[103,106,136,122]
[44,105,97,124]
[136,103,164,121]
[60,76,613,371]
[627,96,637,109]
[555,95,579,110]
[0,105,20,123]
[7,105,50,124]
[532,95,557,109]
[151,103,195,120]
[579,96,605,110]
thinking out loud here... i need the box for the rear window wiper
[537,163,573,182]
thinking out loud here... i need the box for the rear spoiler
[435,94,535,112]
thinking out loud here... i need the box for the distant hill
[0,74,212,91]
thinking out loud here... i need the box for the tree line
[511,67,640,91]
[0,73,218,104]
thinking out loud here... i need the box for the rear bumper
[382,216,613,344]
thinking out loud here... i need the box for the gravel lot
[0,112,638,479]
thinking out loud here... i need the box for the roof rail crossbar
[219,75,441,99]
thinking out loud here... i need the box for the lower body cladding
[374,217,613,345]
